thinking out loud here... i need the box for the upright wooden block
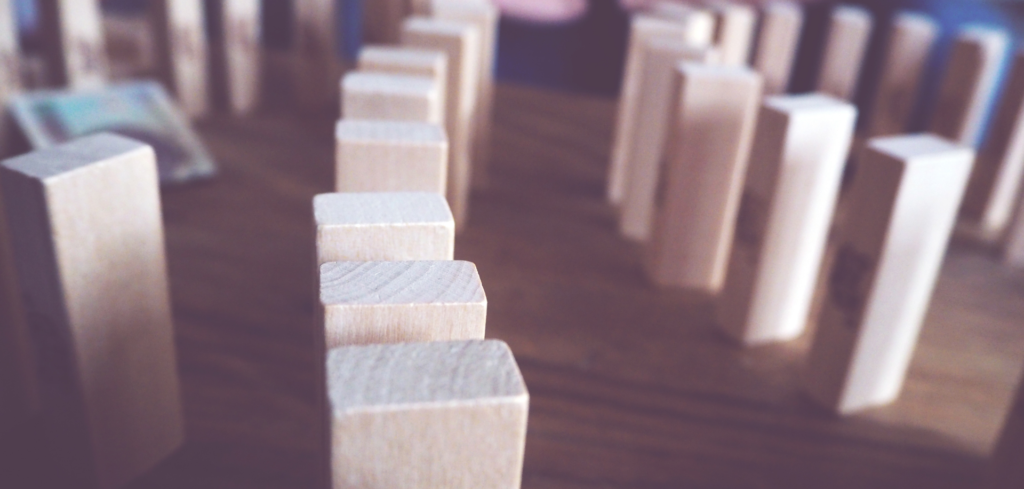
[220,0,262,115]
[151,0,209,118]
[335,119,448,194]
[752,2,803,95]
[815,5,872,101]
[803,134,974,415]
[39,0,108,90]
[341,72,443,124]
[929,26,1009,147]
[320,260,486,348]
[706,1,757,67]
[402,17,481,230]
[645,64,763,291]
[327,340,529,489]
[718,95,857,345]
[292,0,341,111]
[0,133,184,488]
[314,192,455,266]
[358,45,449,125]
[866,12,938,137]
[1006,196,1024,267]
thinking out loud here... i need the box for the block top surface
[764,93,856,116]
[342,72,436,95]
[1,133,151,181]
[678,62,761,84]
[314,192,454,227]
[432,0,499,18]
[634,12,695,32]
[957,24,1009,48]
[358,45,447,70]
[335,120,446,145]
[320,260,485,306]
[327,340,527,414]
[893,11,937,32]
[764,1,802,16]
[833,5,871,24]
[705,1,755,16]
[868,134,974,163]
[402,16,477,38]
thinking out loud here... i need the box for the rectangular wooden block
[335,119,448,194]
[327,340,529,489]
[357,45,449,125]
[151,0,209,118]
[645,64,763,292]
[39,0,108,89]
[804,134,974,415]
[341,72,443,124]
[718,94,857,345]
[314,192,455,266]
[865,12,938,137]
[929,26,1009,147]
[816,5,872,101]
[706,1,757,67]
[320,260,486,348]
[752,1,803,95]
[0,133,184,488]
[292,0,341,111]
[219,0,262,115]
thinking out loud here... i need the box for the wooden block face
[804,135,974,414]
[816,5,873,101]
[718,95,857,345]
[645,64,763,292]
[292,0,340,110]
[357,45,449,125]
[335,120,448,194]
[327,340,529,489]
[41,0,108,89]
[929,26,1009,147]
[0,133,184,488]
[341,72,443,124]
[152,0,209,117]
[222,0,262,115]
[314,192,455,265]
[0,0,20,103]
[320,260,486,347]
[752,1,803,95]
[866,12,938,137]
[707,1,757,67]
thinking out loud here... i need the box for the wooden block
[292,0,341,111]
[314,192,455,266]
[865,12,937,138]
[718,94,857,345]
[752,1,803,95]
[815,5,872,101]
[151,0,209,118]
[357,45,449,125]
[335,119,448,194]
[645,64,763,291]
[929,26,1009,147]
[327,340,528,489]
[706,1,757,67]
[803,134,974,415]
[39,0,108,90]
[320,260,486,348]
[618,42,719,242]
[402,17,481,230]
[608,11,715,206]
[363,0,408,44]
[0,133,184,488]
[341,72,443,124]
[220,0,262,115]
[1006,196,1024,267]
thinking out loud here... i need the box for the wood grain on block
[0,192,37,432]
[804,134,974,415]
[0,0,19,103]
[718,95,857,345]
[221,0,262,115]
[335,119,448,194]
[752,1,803,95]
[989,377,1024,488]
[0,133,183,488]
[341,72,443,124]
[1006,197,1024,267]
[292,0,340,111]
[151,0,209,118]
[645,64,762,291]
[358,45,449,125]
[327,340,528,489]
[815,5,872,101]
[865,12,937,138]
[314,192,455,265]
[706,1,757,67]
[402,17,481,230]
[929,26,1009,147]
[619,42,718,241]
[320,260,486,347]
[39,0,108,89]
[363,0,408,44]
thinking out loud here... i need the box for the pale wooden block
[363,0,409,44]
[327,340,528,489]
[314,192,455,266]
[402,17,482,230]
[1006,195,1024,267]
[718,95,857,345]
[645,64,763,291]
[39,0,108,89]
[320,260,486,348]
[335,119,448,194]
[804,134,974,415]
[752,1,803,95]
[0,133,183,488]
[619,42,719,242]
[865,12,938,137]
[706,1,757,67]
[929,26,1009,147]
[151,0,209,118]
[221,0,262,115]
[989,377,1024,488]
[358,45,449,125]
[292,0,342,111]
[341,72,443,124]
[0,0,19,103]
[815,5,873,101]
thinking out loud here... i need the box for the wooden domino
[645,64,763,292]
[39,0,108,90]
[865,12,938,138]
[815,5,873,101]
[151,0,210,118]
[335,119,448,194]
[292,0,341,111]
[718,94,857,345]
[327,340,528,489]
[341,72,444,124]
[1006,195,1024,267]
[0,133,184,488]
[358,45,449,124]
[803,134,974,415]
[706,1,757,67]
[752,1,803,95]
[218,0,262,115]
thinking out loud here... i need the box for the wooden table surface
[7,83,1024,488]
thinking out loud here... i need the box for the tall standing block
[804,135,974,414]
[335,119,448,194]
[0,133,183,488]
[752,2,803,95]
[866,12,938,137]
[930,26,1009,147]
[707,1,757,67]
[39,0,108,89]
[219,0,262,115]
[357,45,449,125]
[816,5,873,101]
[718,95,857,345]
[151,0,209,117]
[341,72,443,124]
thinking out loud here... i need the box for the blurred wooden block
[804,134,974,415]
[0,133,184,488]
[320,260,486,348]
[866,12,938,138]
[645,64,763,292]
[706,1,757,67]
[327,340,528,489]
[619,42,718,241]
[358,45,449,125]
[341,72,443,124]
[816,5,872,101]
[151,0,209,118]
[1006,196,1024,267]
[39,0,108,89]
[292,0,341,112]
[718,94,857,345]
[334,119,448,194]
[219,0,262,115]
[363,0,408,44]
[752,1,803,95]
[990,376,1024,488]
[314,192,455,266]
[929,26,1009,147]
